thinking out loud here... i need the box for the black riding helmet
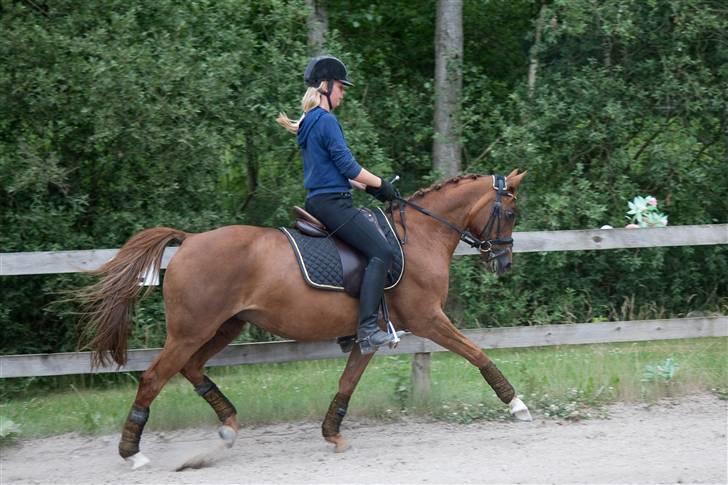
[304,55,353,111]
[304,55,354,88]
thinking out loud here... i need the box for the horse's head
[467,169,526,275]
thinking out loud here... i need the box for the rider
[276,55,398,354]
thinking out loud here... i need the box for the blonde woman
[277,55,397,354]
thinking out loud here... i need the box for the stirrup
[385,320,403,347]
[358,320,405,355]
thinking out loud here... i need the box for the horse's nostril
[497,261,512,275]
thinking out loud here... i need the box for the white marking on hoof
[218,425,237,448]
[509,397,533,421]
[125,452,150,470]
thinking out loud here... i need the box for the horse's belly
[240,289,360,341]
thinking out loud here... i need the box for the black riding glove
[366,179,398,202]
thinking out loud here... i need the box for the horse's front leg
[415,309,532,421]
[322,343,375,452]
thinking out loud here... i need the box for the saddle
[279,206,404,298]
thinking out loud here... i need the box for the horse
[76,170,530,469]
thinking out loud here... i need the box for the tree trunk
[432,0,463,178]
[305,0,328,55]
[528,2,547,99]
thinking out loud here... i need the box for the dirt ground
[2,394,726,484]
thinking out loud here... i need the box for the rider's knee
[372,246,395,268]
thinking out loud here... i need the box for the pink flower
[647,197,657,206]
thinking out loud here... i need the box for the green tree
[450,0,727,327]
[0,0,390,353]
[1,0,725,355]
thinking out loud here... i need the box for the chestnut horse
[77,170,530,469]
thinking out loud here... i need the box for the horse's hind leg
[416,309,532,421]
[322,344,375,453]
[119,338,204,468]
[179,317,244,447]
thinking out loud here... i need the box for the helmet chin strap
[318,80,334,111]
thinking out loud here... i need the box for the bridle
[390,175,515,262]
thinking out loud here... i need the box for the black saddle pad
[280,208,404,293]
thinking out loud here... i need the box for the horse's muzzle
[482,246,512,275]
[495,259,512,275]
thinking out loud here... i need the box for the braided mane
[408,173,485,200]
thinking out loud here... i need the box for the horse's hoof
[334,439,350,453]
[125,452,150,470]
[325,434,350,453]
[218,425,237,448]
[509,397,533,422]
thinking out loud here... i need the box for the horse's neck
[402,179,488,255]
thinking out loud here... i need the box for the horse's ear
[508,170,527,189]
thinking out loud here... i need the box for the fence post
[411,352,432,403]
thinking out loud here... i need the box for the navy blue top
[297,107,363,199]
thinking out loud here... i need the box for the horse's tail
[77,227,189,368]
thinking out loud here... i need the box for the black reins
[389,175,514,260]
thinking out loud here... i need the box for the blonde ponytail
[275,112,303,135]
[276,82,328,134]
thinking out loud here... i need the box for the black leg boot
[357,257,395,354]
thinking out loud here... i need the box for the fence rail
[2,317,726,378]
[2,224,726,275]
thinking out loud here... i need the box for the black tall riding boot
[357,257,395,354]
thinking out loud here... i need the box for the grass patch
[1,337,725,441]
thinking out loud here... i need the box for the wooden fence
[1,224,726,390]
[2,224,726,275]
[1,317,726,379]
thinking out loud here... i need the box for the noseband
[392,175,514,261]
[474,175,514,260]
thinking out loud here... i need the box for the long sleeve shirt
[297,107,363,199]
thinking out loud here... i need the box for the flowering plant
[626,195,668,227]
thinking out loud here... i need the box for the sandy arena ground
[2,394,726,484]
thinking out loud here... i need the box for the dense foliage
[1,0,725,354]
